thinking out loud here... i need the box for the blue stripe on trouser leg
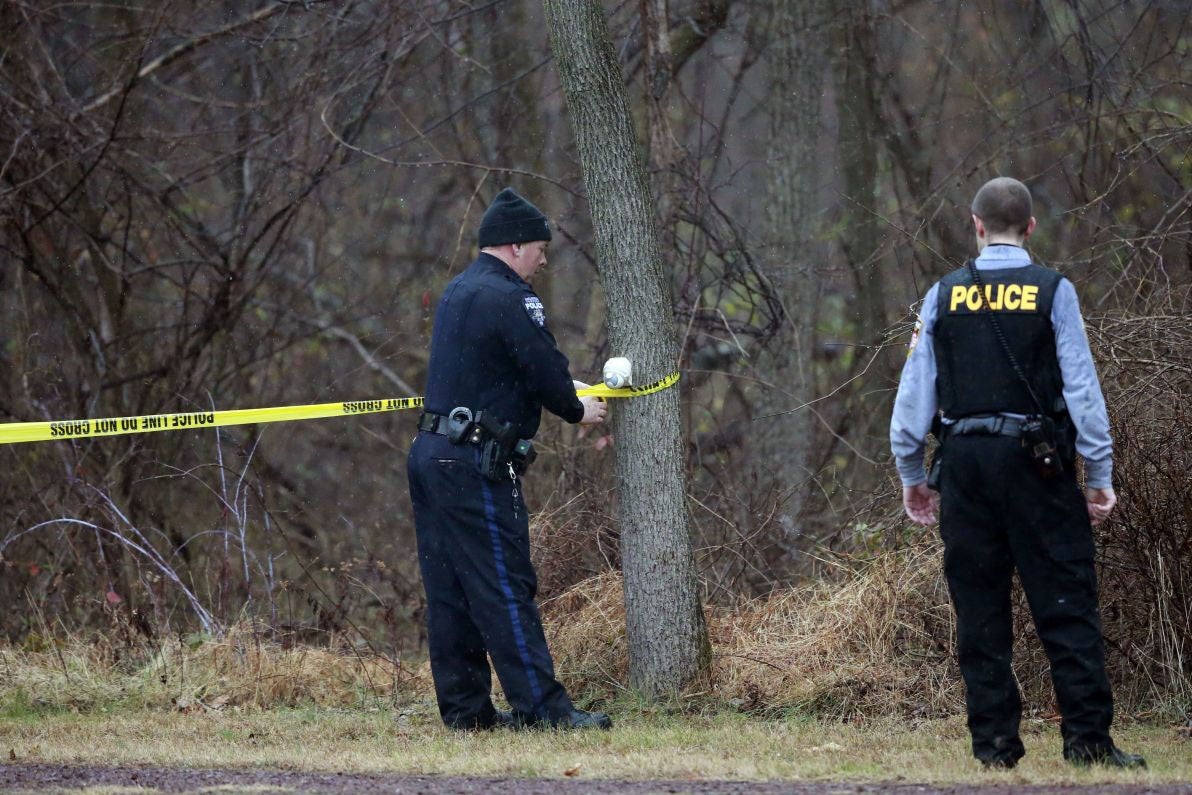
[480,479,544,711]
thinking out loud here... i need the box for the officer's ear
[1024,217,1037,240]
[972,214,986,239]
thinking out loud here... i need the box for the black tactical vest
[932,262,1065,418]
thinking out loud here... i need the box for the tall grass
[545,541,1190,723]
[5,528,1188,723]
[0,623,425,715]
[544,548,961,719]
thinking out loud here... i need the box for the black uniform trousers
[407,432,573,729]
[938,433,1114,764]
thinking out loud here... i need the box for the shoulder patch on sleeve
[523,295,546,327]
[907,317,922,356]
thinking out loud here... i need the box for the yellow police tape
[0,372,681,446]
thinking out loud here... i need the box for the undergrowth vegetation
[0,5,1189,758]
[5,515,1188,726]
[1,623,422,716]
[2,271,1188,727]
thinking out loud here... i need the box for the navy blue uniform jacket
[423,253,584,439]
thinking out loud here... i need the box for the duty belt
[418,409,537,479]
[946,415,1025,438]
[417,409,504,447]
[418,411,453,436]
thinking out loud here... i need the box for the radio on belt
[602,357,632,389]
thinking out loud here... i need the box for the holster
[424,408,537,482]
[471,412,535,481]
[1052,407,1077,467]
[1021,415,1064,478]
[926,455,943,491]
[476,437,509,482]
[926,415,944,491]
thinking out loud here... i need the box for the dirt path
[2,764,1190,794]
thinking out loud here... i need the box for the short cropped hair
[971,177,1033,235]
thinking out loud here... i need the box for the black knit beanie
[478,188,552,247]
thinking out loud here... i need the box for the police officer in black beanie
[408,187,612,731]
[890,177,1143,769]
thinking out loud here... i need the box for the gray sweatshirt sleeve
[890,283,940,486]
[1051,278,1113,488]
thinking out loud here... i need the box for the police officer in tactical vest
[408,188,612,731]
[890,178,1143,769]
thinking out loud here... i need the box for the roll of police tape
[576,370,679,400]
[0,372,680,445]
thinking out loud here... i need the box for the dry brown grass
[1,623,427,713]
[545,541,1190,722]
[6,533,1187,724]
[707,544,961,718]
[544,546,964,718]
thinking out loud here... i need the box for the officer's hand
[903,483,939,525]
[579,395,607,425]
[1085,486,1117,526]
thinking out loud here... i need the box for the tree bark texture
[830,0,896,465]
[639,0,684,270]
[754,0,830,539]
[833,0,886,349]
[541,0,711,697]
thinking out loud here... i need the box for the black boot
[979,756,1018,770]
[446,708,513,731]
[1064,744,1146,769]
[976,735,1024,770]
[513,709,613,731]
[552,709,613,730]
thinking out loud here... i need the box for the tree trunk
[828,0,895,476]
[639,0,684,262]
[542,0,710,697]
[833,0,886,349]
[753,0,829,543]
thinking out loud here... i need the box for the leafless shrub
[1,0,1189,724]
[1089,305,1192,719]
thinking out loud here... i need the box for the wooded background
[1,0,1188,709]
